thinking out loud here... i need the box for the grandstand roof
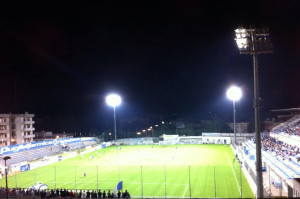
[271,108,300,112]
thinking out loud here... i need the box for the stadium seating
[0,140,97,167]
[272,115,300,136]
[244,140,299,180]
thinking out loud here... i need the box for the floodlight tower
[106,94,122,141]
[227,86,242,146]
[235,27,272,198]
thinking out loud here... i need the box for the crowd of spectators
[272,116,300,136]
[0,188,131,199]
[261,135,300,163]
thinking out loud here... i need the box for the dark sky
[0,1,299,132]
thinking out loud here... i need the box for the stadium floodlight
[227,86,242,146]
[227,86,242,101]
[142,130,146,132]
[106,94,122,141]
[234,27,272,199]
[109,132,112,141]
[162,121,165,124]
[155,124,159,127]
[3,156,11,199]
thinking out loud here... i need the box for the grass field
[0,145,254,198]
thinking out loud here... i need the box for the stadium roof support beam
[235,27,272,198]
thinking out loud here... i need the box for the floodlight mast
[235,27,272,198]
[227,86,242,146]
[106,94,121,141]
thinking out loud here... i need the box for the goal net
[159,140,177,146]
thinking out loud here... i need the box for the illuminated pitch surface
[0,145,254,198]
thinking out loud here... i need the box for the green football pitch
[0,145,254,198]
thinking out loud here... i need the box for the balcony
[0,137,8,141]
[24,127,35,131]
[24,120,35,124]
[24,134,35,138]
[0,121,9,125]
[0,129,9,133]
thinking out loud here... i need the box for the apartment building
[0,113,35,146]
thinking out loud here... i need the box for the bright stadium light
[235,28,249,49]
[227,86,242,101]
[106,94,122,141]
[106,94,121,107]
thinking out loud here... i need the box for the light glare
[227,86,242,101]
[106,94,121,107]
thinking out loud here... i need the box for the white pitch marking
[226,147,241,196]
[182,184,189,198]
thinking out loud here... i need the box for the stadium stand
[272,115,300,136]
[0,139,97,167]
[240,115,300,197]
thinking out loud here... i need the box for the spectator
[97,190,102,198]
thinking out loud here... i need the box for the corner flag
[113,181,123,197]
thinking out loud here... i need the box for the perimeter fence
[0,164,254,198]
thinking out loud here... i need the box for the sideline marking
[182,184,188,198]
[226,147,241,196]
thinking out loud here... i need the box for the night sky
[0,1,299,133]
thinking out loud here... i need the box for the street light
[147,129,151,137]
[235,27,272,198]
[3,156,11,199]
[106,94,121,141]
[227,86,242,146]
[108,132,112,141]
[148,128,153,137]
